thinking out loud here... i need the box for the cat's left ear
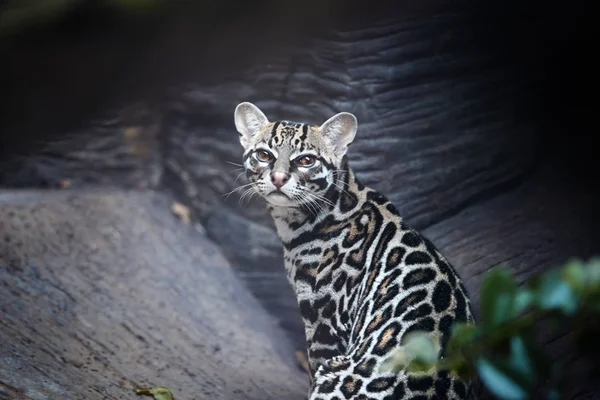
[234,102,270,147]
[320,112,358,157]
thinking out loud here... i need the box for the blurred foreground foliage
[381,258,600,400]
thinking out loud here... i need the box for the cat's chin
[264,192,298,207]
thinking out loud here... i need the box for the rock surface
[0,190,307,400]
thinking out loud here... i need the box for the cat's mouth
[267,191,290,199]
[265,191,297,207]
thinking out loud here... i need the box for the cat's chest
[284,243,348,285]
[283,245,360,324]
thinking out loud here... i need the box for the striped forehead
[266,120,318,152]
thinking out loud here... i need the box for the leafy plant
[380,257,600,400]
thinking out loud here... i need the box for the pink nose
[270,171,290,189]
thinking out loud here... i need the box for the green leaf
[403,331,439,372]
[453,360,478,381]
[407,358,436,373]
[535,271,579,315]
[480,267,519,328]
[445,323,479,357]
[439,354,477,381]
[562,260,586,294]
[476,357,529,400]
[378,348,409,374]
[513,290,534,315]
[508,336,536,386]
[585,258,600,295]
[378,332,440,374]
[442,323,479,378]
[589,291,600,312]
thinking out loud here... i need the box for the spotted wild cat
[233,102,476,399]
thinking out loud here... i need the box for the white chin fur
[265,193,298,207]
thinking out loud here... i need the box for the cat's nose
[270,171,290,189]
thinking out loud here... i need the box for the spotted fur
[234,102,476,400]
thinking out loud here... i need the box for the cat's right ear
[234,102,269,147]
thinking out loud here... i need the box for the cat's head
[234,102,357,208]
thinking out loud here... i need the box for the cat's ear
[319,112,357,157]
[234,102,269,147]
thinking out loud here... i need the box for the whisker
[239,187,257,204]
[304,191,335,208]
[302,191,327,208]
[312,200,325,215]
[249,187,263,204]
[311,193,325,213]
[222,181,254,194]
[300,191,333,215]
[306,202,318,218]
[226,160,244,167]
[245,190,258,204]
[328,169,350,174]
[222,182,255,199]
[299,194,318,217]
[330,180,352,197]
[233,171,247,185]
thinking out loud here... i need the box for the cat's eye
[255,149,273,162]
[297,155,317,167]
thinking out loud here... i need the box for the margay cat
[234,102,476,400]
